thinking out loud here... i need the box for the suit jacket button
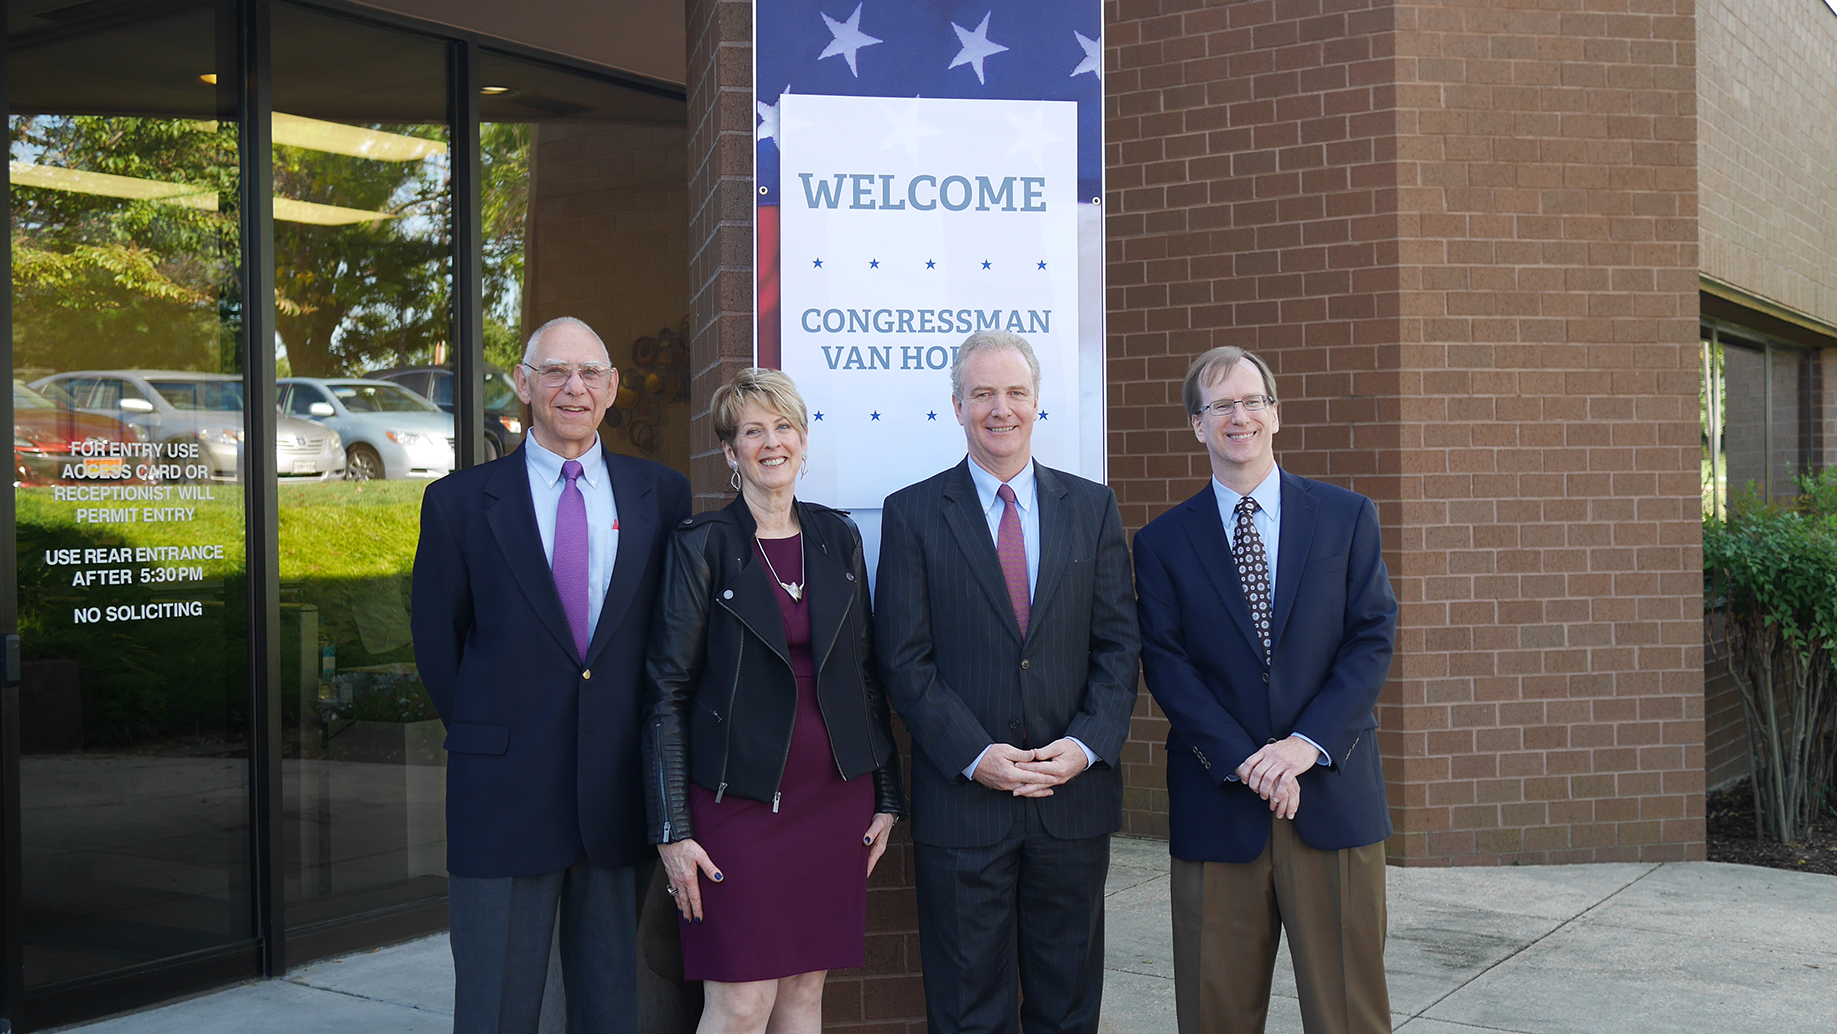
[1020,659,1030,670]
[1008,719,1021,730]
[845,572,855,581]
[582,669,592,680]
[1267,737,1279,745]
[1262,672,1270,683]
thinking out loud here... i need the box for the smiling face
[723,401,805,497]
[952,346,1038,482]
[515,321,618,458]
[1192,360,1280,492]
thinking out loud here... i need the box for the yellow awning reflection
[271,113,444,162]
[9,162,397,226]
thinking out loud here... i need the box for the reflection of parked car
[13,380,146,485]
[29,370,344,481]
[278,378,455,480]
[364,364,524,460]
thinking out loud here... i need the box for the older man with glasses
[413,315,691,1034]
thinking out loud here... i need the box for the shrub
[1703,472,1837,843]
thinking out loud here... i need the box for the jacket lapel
[485,448,579,661]
[718,496,792,667]
[1026,464,1072,645]
[799,502,855,676]
[585,449,655,665]
[1269,471,1318,657]
[940,459,1024,643]
[1178,485,1263,655]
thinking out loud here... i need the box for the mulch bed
[1706,779,1837,877]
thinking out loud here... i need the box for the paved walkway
[58,836,1837,1033]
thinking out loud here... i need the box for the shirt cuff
[1293,733,1331,766]
[1067,736,1099,770]
[962,744,995,781]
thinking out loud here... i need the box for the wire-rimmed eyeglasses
[522,361,613,389]
[1195,395,1275,418]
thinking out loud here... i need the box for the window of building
[1701,320,1820,516]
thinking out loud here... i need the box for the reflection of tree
[481,121,529,369]
[9,115,238,373]
[272,128,449,376]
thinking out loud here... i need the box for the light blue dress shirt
[525,434,619,636]
[962,457,1097,777]
[1212,466,1329,769]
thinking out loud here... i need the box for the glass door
[7,0,256,1016]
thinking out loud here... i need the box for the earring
[729,466,741,492]
[800,453,809,480]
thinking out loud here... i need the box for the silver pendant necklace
[755,533,804,602]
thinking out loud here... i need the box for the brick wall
[1698,0,1837,328]
[1107,0,1705,864]
[684,3,927,1029]
[525,123,693,472]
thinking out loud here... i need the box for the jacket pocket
[444,721,510,755]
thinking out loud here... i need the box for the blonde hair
[1181,346,1278,415]
[711,367,810,446]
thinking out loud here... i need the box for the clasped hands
[1235,735,1320,820]
[972,738,1089,797]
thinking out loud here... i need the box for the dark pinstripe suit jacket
[875,458,1141,848]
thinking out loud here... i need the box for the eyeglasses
[522,362,613,389]
[1195,395,1275,417]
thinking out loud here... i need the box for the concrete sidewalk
[60,836,1837,1033]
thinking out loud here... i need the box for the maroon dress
[681,534,875,981]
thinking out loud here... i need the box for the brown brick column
[686,0,760,507]
[1108,0,1704,864]
[684,4,927,1028]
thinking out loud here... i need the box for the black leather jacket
[642,496,905,844]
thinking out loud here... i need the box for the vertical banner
[756,1,1105,509]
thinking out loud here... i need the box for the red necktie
[996,483,1029,637]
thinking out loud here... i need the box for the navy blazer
[1133,470,1397,863]
[411,444,691,877]
[876,459,1140,848]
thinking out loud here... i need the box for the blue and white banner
[756,1,1105,510]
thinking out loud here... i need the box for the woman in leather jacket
[643,367,903,1034]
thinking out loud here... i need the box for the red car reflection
[13,379,146,485]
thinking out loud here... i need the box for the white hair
[522,316,610,366]
[951,330,1041,399]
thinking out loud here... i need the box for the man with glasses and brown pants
[413,316,691,1033]
[1132,345,1398,1034]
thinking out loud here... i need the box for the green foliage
[1704,470,1837,843]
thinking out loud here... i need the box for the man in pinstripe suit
[876,331,1140,1034]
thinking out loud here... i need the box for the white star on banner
[1071,30,1101,79]
[819,4,882,78]
[1004,103,1064,168]
[757,95,780,143]
[948,12,1009,85]
[879,97,944,160]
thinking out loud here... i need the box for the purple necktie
[996,483,1029,637]
[553,459,591,661]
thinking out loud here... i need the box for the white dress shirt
[524,434,619,635]
[1212,466,1329,769]
[962,457,1098,778]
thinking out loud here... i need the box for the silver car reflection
[29,370,344,481]
[278,378,455,480]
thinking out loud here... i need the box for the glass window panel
[9,0,252,990]
[270,2,453,932]
[1721,341,1767,503]
[1769,346,1807,499]
[478,49,689,473]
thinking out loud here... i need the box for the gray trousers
[449,856,643,1034]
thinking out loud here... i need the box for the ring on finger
[665,884,678,896]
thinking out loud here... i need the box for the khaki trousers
[1170,819,1390,1034]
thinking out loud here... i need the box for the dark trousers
[449,856,643,1034]
[1170,819,1390,1034]
[914,803,1110,1034]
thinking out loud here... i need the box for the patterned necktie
[553,459,591,661]
[996,483,1030,638]
[1233,495,1272,658]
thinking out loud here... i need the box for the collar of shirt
[968,456,1037,518]
[523,432,608,491]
